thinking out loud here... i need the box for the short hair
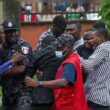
[42,35,57,49]
[93,21,106,29]
[93,28,109,40]
[67,21,81,30]
[42,35,56,45]
[53,15,66,29]
[84,28,96,37]
[56,33,75,48]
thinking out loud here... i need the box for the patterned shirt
[80,41,110,106]
[37,29,54,50]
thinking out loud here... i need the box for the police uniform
[1,20,34,109]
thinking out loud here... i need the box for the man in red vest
[25,33,89,110]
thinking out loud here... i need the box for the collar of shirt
[96,41,110,50]
[73,37,84,50]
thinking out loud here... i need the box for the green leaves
[99,0,110,36]
[100,0,110,7]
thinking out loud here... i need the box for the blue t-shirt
[61,63,76,84]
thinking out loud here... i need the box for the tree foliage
[99,0,110,35]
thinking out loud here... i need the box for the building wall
[20,23,52,49]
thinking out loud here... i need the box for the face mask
[55,47,68,58]
[55,51,63,58]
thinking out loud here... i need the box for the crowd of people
[0,15,110,110]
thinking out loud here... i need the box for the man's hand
[24,77,39,88]
[11,52,24,64]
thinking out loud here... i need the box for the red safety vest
[53,53,89,110]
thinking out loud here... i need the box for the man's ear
[67,46,70,51]
[42,43,46,48]
[53,24,56,28]
[100,35,105,41]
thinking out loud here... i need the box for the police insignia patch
[8,22,13,27]
[21,46,29,54]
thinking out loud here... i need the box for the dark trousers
[2,106,31,110]
[30,104,51,110]
[87,100,110,110]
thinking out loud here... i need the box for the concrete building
[0,0,101,49]
[20,0,100,49]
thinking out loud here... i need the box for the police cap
[2,19,18,31]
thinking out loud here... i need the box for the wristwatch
[38,81,43,87]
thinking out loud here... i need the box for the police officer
[1,19,33,110]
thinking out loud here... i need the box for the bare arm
[4,65,26,77]
[80,48,108,71]
[25,77,69,89]
[38,79,68,89]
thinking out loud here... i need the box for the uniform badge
[21,46,29,54]
[8,22,13,27]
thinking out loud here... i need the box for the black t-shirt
[76,45,94,83]
[76,45,94,59]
